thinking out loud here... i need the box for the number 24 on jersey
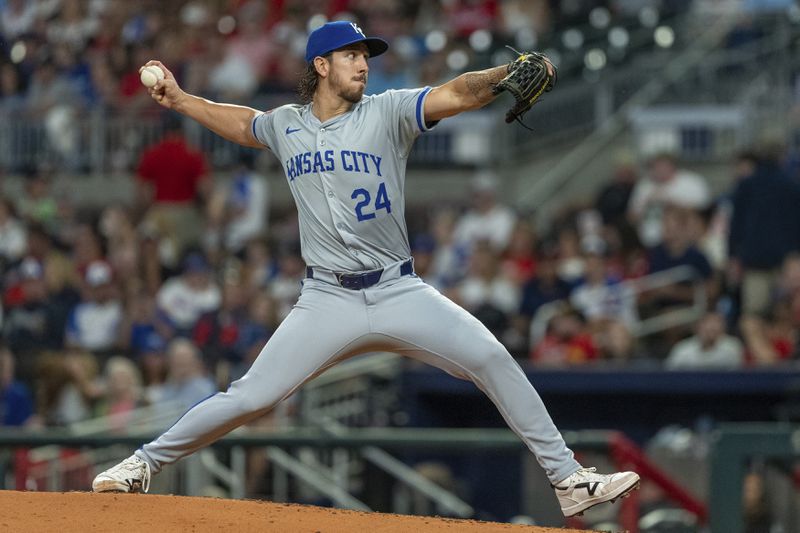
[351,182,392,222]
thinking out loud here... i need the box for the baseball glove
[492,49,557,126]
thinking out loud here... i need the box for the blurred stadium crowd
[0,0,798,441]
[0,0,690,119]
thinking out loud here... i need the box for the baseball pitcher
[93,21,639,518]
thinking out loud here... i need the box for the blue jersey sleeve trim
[251,113,268,148]
[416,86,435,133]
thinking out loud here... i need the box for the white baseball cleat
[554,467,640,517]
[92,455,151,493]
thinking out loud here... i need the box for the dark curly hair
[297,54,331,103]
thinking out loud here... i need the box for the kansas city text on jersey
[285,149,384,181]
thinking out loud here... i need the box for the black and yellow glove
[492,50,557,125]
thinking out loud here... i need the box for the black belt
[306,259,413,290]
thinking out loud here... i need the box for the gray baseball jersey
[251,88,433,272]
[135,87,581,489]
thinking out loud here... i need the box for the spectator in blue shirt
[644,205,714,311]
[145,339,216,410]
[513,244,572,356]
[729,145,800,317]
[0,346,33,426]
[518,244,572,320]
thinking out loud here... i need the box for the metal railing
[518,13,800,223]
[16,352,441,509]
[529,265,707,348]
[299,352,401,427]
[11,350,407,499]
[628,104,749,161]
[0,14,711,178]
[67,400,188,436]
[0,105,502,175]
[0,426,576,502]
[628,19,800,161]
[294,354,474,517]
[16,400,190,492]
[518,11,740,224]
[0,427,709,531]
[308,414,474,518]
[709,424,800,533]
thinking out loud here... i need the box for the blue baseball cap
[305,21,388,63]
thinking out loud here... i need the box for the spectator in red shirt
[117,44,162,117]
[137,116,210,261]
[502,219,538,285]
[531,306,599,367]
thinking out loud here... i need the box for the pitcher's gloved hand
[492,50,557,124]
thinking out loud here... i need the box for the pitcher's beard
[331,69,366,103]
[341,86,364,103]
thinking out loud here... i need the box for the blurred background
[1,0,800,531]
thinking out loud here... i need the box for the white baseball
[140,65,165,88]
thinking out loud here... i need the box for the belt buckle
[337,272,360,289]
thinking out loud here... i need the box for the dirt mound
[0,490,592,532]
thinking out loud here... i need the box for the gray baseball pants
[137,262,581,484]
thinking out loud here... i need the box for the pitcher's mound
[0,490,593,532]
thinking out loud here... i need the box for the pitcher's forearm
[174,94,263,148]
[458,65,508,108]
[425,65,507,121]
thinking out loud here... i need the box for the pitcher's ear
[313,55,330,78]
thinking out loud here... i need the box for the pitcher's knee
[224,380,285,415]
[236,391,284,415]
